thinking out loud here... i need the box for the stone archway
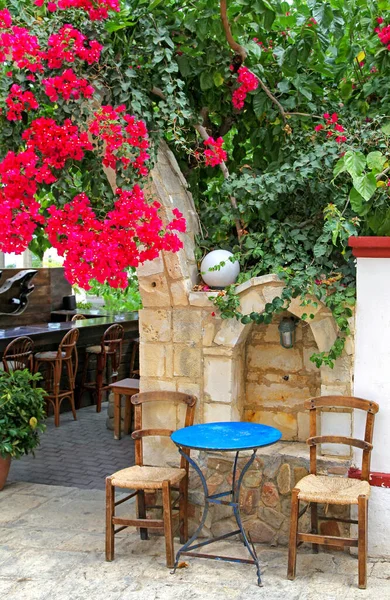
[137,143,353,465]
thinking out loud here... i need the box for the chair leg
[124,395,132,436]
[65,360,77,421]
[53,360,61,427]
[105,478,115,561]
[311,502,319,553]
[137,490,149,540]
[358,495,368,589]
[96,354,105,413]
[287,488,300,580]
[162,480,174,569]
[179,476,188,544]
[78,352,90,409]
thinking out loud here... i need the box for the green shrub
[0,370,47,459]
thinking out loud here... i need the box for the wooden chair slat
[307,436,373,451]
[131,428,174,439]
[305,395,379,413]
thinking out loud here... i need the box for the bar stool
[80,324,124,413]
[2,336,34,373]
[71,314,87,322]
[34,328,79,427]
[109,378,140,439]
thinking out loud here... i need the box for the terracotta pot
[0,456,11,491]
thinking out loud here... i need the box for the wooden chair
[2,336,34,373]
[34,328,79,427]
[80,324,123,413]
[106,391,197,568]
[71,314,87,321]
[287,395,379,589]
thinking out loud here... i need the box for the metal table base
[171,448,263,586]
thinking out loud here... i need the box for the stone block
[163,249,189,280]
[310,316,338,352]
[140,343,166,377]
[239,290,265,315]
[213,318,248,347]
[244,410,298,440]
[243,471,262,488]
[235,274,281,294]
[277,463,291,495]
[297,411,310,441]
[261,482,279,508]
[139,309,171,342]
[303,347,319,372]
[140,378,176,393]
[170,278,191,306]
[206,473,224,495]
[173,345,201,378]
[293,466,309,486]
[164,344,174,378]
[258,506,285,530]
[202,321,216,346]
[262,284,285,305]
[173,309,202,343]
[245,382,313,409]
[247,520,275,543]
[188,292,218,307]
[204,403,233,423]
[137,255,164,277]
[321,355,351,386]
[246,344,303,372]
[240,489,260,515]
[204,355,232,404]
[138,273,171,308]
[263,324,281,343]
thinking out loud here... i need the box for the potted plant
[0,369,46,491]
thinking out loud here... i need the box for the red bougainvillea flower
[34,0,119,21]
[204,137,228,166]
[376,22,390,48]
[42,69,95,101]
[0,8,12,28]
[89,106,150,176]
[377,17,384,25]
[46,25,102,69]
[5,84,39,121]
[314,112,347,144]
[46,187,185,289]
[232,66,259,110]
[0,23,45,72]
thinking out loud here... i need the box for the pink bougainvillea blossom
[232,66,259,110]
[42,69,95,101]
[34,0,119,21]
[5,84,39,121]
[314,113,348,144]
[204,137,228,166]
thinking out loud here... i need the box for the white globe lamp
[201,249,240,288]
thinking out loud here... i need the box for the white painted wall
[353,256,390,556]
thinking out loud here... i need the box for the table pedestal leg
[171,449,263,586]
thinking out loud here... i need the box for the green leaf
[367,151,387,173]
[200,71,213,91]
[344,150,366,177]
[340,80,353,100]
[349,187,367,215]
[381,122,390,136]
[352,173,377,202]
[333,156,346,178]
[213,72,224,87]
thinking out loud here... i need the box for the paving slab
[1,482,390,599]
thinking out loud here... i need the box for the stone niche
[136,142,354,543]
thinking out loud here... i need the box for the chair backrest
[71,314,86,321]
[58,328,79,360]
[102,324,124,352]
[2,336,34,373]
[129,337,140,378]
[305,395,379,481]
[131,391,197,471]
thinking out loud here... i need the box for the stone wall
[244,314,321,441]
[188,443,351,545]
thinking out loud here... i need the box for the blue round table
[170,421,282,586]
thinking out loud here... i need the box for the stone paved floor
[1,482,390,600]
[8,403,134,490]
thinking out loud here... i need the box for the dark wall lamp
[278,317,297,349]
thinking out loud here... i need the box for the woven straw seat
[86,345,110,354]
[35,351,66,360]
[296,474,370,505]
[111,465,186,490]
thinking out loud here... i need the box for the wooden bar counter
[0,314,139,410]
